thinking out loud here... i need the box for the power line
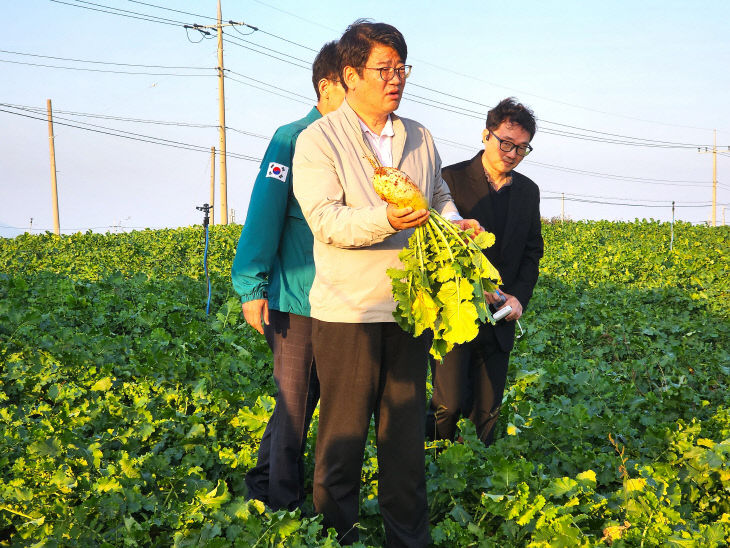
[127,0,216,22]
[408,81,704,147]
[0,48,210,70]
[47,0,725,149]
[0,223,161,232]
[226,76,311,107]
[0,107,260,162]
[252,0,338,33]
[66,0,185,25]
[129,0,320,54]
[431,134,716,187]
[6,96,718,191]
[247,1,717,131]
[0,58,210,77]
[49,0,184,26]
[222,32,311,69]
[541,189,714,204]
[541,196,725,208]
[527,160,713,187]
[226,69,313,101]
[1,102,270,139]
[236,2,726,134]
[220,34,718,149]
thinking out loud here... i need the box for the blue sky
[2,0,729,237]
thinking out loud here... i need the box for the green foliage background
[1,220,728,547]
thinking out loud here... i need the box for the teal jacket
[231,107,321,316]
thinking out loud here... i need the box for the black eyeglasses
[489,131,533,156]
[362,65,412,82]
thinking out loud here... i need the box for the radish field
[1,220,728,547]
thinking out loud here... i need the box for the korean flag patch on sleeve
[266,162,289,182]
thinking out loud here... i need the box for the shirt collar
[484,169,513,193]
[358,115,394,138]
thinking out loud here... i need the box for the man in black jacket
[427,97,543,446]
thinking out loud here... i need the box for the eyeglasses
[362,65,412,82]
[489,131,533,156]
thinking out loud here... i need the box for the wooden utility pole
[561,192,565,223]
[216,0,228,225]
[670,201,675,250]
[209,147,216,226]
[47,99,60,236]
[712,130,717,226]
[699,129,719,226]
[185,2,247,226]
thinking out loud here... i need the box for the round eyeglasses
[489,131,533,157]
[362,65,412,82]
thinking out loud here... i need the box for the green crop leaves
[1,221,729,546]
[389,211,501,361]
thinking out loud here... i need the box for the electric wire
[223,2,727,134]
[16,3,730,212]
[47,0,725,149]
[541,190,714,204]
[8,100,720,210]
[246,26,319,52]
[541,196,725,209]
[0,49,210,70]
[225,76,311,106]
[0,58,211,77]
[229,24,258,38]
[0,107,261,162]
[1,102,270,139]
[225,69,312,101]
[184,26,212,43]
[49,0,184,26]
[1,224,161,232]
[127,0,216,22]
[127,0,318,54]
[223,29,312,65]
[4,98,722,191]
[221,32,310,69]
[527,160,713,187]
[406,82,713,148]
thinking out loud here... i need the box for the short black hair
[312,41,339,100]
[486,97,537,139]
[337,19,407,91]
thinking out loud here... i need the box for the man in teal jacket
[231,41,344,511]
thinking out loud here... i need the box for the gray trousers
[311,320,430,548]
[245,310,319,510]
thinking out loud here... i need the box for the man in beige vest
[293,19,479,547]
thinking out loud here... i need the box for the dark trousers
[428,324,509,446]
[312,320,430,548]
[245,310,320,510]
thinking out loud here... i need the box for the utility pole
[185,1,246,226]
[216,0,228,225]
[561,192,565,223]
[47,99,60,236]
[209,147,216,226]
[712,130,717,226]
[698,129,719,226]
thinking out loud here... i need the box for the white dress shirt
[358,116,461,220]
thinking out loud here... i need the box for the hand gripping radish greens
[368,156,503,361]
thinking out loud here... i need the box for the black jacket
[442,152,544,351]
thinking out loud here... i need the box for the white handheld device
[493,305,512,322]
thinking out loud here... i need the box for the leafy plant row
[1,221,728,546]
